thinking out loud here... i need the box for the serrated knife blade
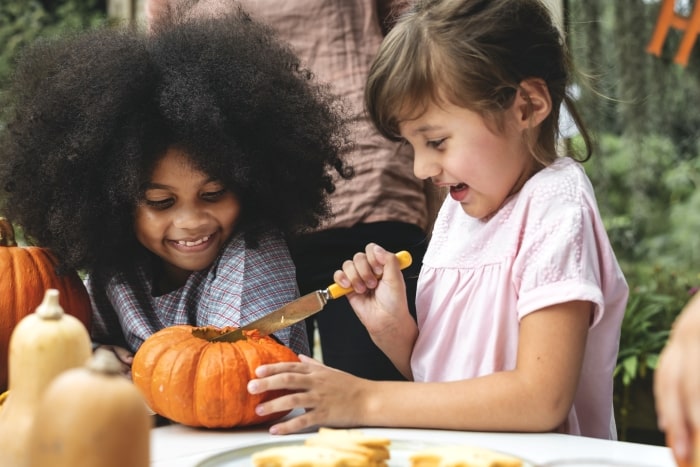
[211,250,412,342]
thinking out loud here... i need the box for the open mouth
[448,183,469,202]
[175,235,211,247]
[450,183,468,194]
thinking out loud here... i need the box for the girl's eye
[144,198,174,210]
[201,189,227,201]
[427,138,446,149]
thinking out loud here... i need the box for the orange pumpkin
[131,325,299,428]
[0,218,92,392]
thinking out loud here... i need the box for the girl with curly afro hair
[0,9,352,359]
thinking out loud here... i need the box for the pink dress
[413,157,628,439]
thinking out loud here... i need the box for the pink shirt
[413,157,628,439]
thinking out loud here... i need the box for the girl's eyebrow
[408,124,442,137]
[142,177,220,191]
[142,182,172,191]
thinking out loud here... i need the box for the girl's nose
[173,205,208,229]
[413,152,441,180]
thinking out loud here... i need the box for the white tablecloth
[150,422,675,467]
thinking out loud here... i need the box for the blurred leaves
[0,0,107,87]
[614,291,674,387]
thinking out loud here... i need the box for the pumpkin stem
[88,348,124,375]
[35,289,65,320]
[0,218,17,247]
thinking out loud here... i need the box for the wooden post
[107,0,147,24]
[541,0,565,33]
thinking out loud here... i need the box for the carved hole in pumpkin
[191,326,246,343]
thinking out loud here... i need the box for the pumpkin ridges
[28,248,91,329]
[38,249,92,331]
[226,338,262,426]
[194,342,247,428]
[236,339,270,426]
[132,326,197,417]
[161,336,209,426]
[132,325,300,428]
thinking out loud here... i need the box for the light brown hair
[366,0,591,167]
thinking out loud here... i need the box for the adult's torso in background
[237,0,429,231]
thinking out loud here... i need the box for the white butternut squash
[28,347,152,467]
[0,288,91,467]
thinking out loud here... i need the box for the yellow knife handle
[326,250,413,299]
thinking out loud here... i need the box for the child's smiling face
[135,147,240,289]
[399,98,535,220]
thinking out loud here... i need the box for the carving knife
[212,250,413,342]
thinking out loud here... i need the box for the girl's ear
[514,78,552,129]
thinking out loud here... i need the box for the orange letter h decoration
[647,0,700,66]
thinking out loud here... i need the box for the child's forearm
[359,371,570,433]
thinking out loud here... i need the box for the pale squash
[28,348,152,467]
[0,289,92,467]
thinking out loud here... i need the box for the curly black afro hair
[0,9,352,274]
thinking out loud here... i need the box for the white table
[150,422,676,467]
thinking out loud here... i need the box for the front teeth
[177,236,210,247]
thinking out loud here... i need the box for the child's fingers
[655,347,690,460]
[336,251,375,293]
[364,242,387,275]
[268,410,318,435]
[332,243,398,294]
[655,347,680,428]
[333,257,367,292]
[369,243,405,286]
[683,341,700,428]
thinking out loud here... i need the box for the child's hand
[655,293,700,463]
[247,354,372,434]
[94,345,134,379]
[332,243,411,336]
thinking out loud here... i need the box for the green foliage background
[568,0,700,441]
[0,0,107,88]
[0,0,108,244]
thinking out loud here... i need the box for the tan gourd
[28,348,152,467]
[0,289,92,467]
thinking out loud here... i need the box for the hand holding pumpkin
[248,354,374,435]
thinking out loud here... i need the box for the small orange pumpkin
[0,218,92,392]
[131,325,299,428]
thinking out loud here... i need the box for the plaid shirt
[87,231,309,355]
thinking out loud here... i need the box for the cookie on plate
[410,444,523,467]
[251,445,369,467]
[305,428,391,466]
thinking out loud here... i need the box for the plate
[196,438,533,467]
